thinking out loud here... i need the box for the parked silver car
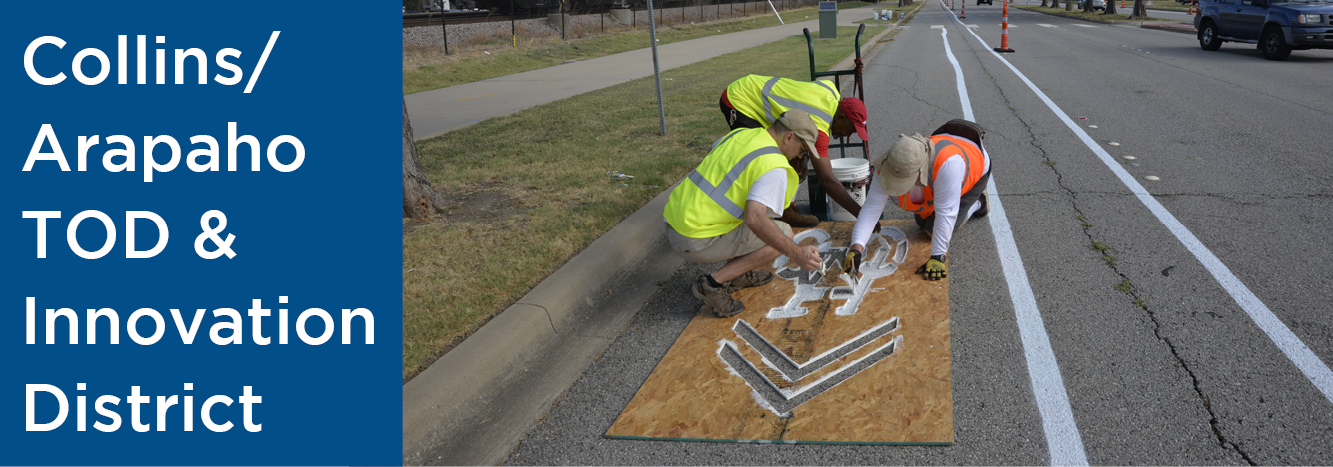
[1072,0,1107,9]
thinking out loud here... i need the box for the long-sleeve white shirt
[851,136,990,256]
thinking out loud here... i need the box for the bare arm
[811,156,863,218]
[744,200,821,270]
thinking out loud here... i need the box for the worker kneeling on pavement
[719,74,870,227]
[843,120,992,281]
[664,109,825,317]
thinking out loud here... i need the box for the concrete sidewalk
[402,4,910,465]
[406,5,892,141]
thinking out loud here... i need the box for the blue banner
[3,2,401,464]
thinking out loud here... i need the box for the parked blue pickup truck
[1195,0,1333,60]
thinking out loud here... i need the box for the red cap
[838,98,868,142]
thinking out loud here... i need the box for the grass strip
[404,2,894,94]
[1013,4,1165,21]
[403,24,886,380]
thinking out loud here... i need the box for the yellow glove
[842,248,863,275]
[915,255,948,281]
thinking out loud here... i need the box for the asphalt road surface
[505,3,1333,464]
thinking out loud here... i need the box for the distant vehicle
[1070,0,1106,10]
[978,0,993,5]
[1195,0,1333,60]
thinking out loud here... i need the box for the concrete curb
[1140,22,1195,34]
[403,189,683,465]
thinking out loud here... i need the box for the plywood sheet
[606,220,952,444]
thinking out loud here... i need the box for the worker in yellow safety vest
[664,110,825,317]
[719,74,870,227]
[842,124,992,281]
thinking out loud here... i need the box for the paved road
[405,8,884,141]
[505,2,1333,465]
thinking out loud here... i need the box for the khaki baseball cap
[776,109,819,158]
[873,133,932,197]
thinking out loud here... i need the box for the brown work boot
[691,275,744,317]
[777,207,819,227]
[728,270,773,289]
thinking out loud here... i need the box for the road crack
[1005,106,1257,465]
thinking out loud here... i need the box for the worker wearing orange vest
[664,110,825,317]
[843,131,992,281]
[719,74,870,227]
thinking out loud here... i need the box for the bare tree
[403,97,447,220]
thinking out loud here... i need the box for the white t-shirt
[747,168,792,217]
[851,135,990,256]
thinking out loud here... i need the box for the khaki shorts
[664,221,792,264]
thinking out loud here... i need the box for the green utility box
[818,1,837,38]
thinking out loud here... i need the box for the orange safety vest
[897,135,987,219]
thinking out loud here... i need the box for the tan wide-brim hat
[872,133,932,197]
[776,109,819,158]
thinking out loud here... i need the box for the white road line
[965,24,980,28]
[1074,24,1098,27]
[939,26,1091,466]
[951,0,1333,412]
[932,24,946,28]
[1038,23,1057,27]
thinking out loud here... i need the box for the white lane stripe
[952,2,1333,408]
[940,29,974,121]
[1074,24,1098,27]
[1038,23,1056,27]
[939,26,1091,466]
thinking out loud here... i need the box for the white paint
[1144,176,1160,181]
[940,28,974,121]
[772,229,831,269]
[1074,24,1098,27]
[830,230,907,316]
[776,335,902,399]
[736,318,901,381]
[931,24,945,28]
[719,336,906,416]
[1038,23,1056,27]
[769,229,834,319]
[941,15,1090,466]
[965,24,979,28]
[717,339,793,417]
[953,3,1333,447]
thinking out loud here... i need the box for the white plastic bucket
[827,158,871,222]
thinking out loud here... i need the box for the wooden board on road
[606,220,953,445]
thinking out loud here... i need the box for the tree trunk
[1050,0,1059,8]
[1129,0,1147,17]
[1041,0,1050,6]
[1104,0,1117,15]
[1084,0,1094,13]
[403,97,447,220]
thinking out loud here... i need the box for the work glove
[915,254,948,281]
[842,248,863,275]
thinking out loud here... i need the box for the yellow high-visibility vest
[725,74,840,136]
[665,128,799,239]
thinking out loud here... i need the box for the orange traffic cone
[1188,0,1195,14]
[961,1,966,17]
[994,0,1015,52]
